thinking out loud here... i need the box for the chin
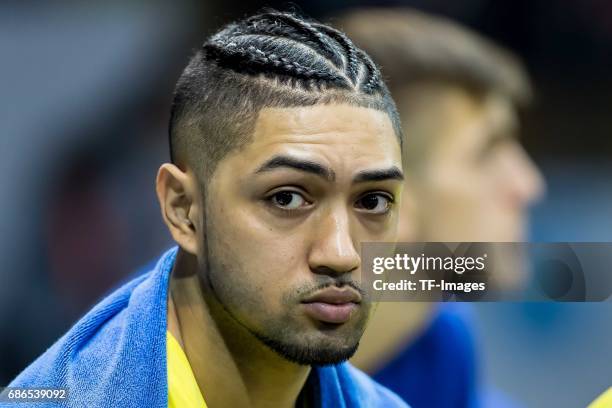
[256,327,361,366]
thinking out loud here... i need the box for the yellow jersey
[588,387,612,408]
[167,331,208,408]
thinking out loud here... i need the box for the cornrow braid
[169,11,403,179]
[201,11,387,94]
[312,22,360,85]
[240,19,315,49]
[357,49,383,94]
[204,38,349,86]
[247,12,345,70]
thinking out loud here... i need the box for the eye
[355,193,393,214]
[269,191,310,210]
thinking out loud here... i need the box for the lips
[301,287,361,324]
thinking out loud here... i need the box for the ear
[156,163,200,255]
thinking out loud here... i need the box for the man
[6,11,409,408]
[337,8,544,408]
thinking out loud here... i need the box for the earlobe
[156,163,199,255]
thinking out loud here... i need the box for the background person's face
[200,104,402,365]
[400,85,544,243]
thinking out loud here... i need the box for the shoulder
[318,362,409,407]
[371,304,478,407]
[428,303,477,365]
[8,248,178,407]
[345,363,410,407]
[9,272,147,386]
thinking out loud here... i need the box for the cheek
[428,166,487,208]
[207,204,309,304]
[419,174,488,235]
[359,211,400,242]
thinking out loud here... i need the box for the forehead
[401,84,517,153]
[238,104,401,170]
[402,83,516,131]
[442,89,516,138]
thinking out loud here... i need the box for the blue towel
[6,247,408,408]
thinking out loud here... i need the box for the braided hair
[169,11,402,181]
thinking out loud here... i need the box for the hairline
[173,88,403,187]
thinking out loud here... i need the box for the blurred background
[1,1,611,407]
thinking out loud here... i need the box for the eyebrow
[353,167,404,183]
[254,155,404,184]
[255,155,335,181]
[482,130,516,153]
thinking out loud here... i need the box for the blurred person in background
[337,8,545,408]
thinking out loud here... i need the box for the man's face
[200,104,402,365]
[399,85,544,242]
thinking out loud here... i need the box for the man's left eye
[355,193,393,214]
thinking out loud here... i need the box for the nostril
[310,264,358,277]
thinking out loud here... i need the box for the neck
[167,249,311,408]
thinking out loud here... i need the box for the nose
[505,144,546,208]
[307,206,360,277]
